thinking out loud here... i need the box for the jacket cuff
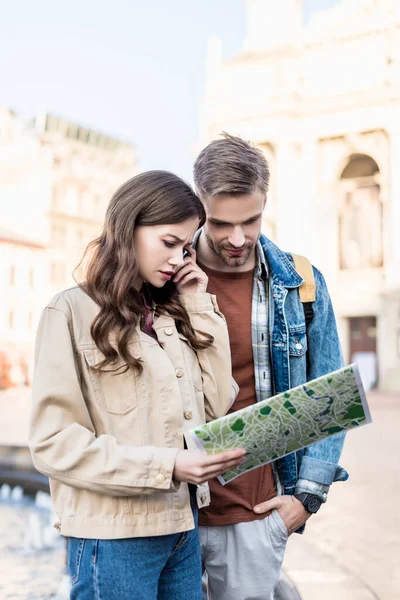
[148,447,180,491]
[295,478,329,502]
[178,293,218,313]
[298,456,349,486]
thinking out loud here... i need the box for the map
[186,364,371,485]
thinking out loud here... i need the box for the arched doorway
[338,154,382,270]
[338,153,382,389]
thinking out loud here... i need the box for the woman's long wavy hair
[76,170,212,373]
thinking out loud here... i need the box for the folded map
[185,363,371,485]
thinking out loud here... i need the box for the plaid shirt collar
[251,240,271,404]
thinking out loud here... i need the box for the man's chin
[221,251,252,268]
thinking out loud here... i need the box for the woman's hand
[174,248,208,295]
[173,448,246,485]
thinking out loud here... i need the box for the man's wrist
[294,493,323,514]
[295,478,329,502]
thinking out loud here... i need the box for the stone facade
[199,0,400,391]
[0,230,46,387]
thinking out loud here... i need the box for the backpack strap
[291,253,316,326]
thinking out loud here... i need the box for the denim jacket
[259,234,349,497]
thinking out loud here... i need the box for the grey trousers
[200,510,288,600]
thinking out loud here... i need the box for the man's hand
[253,495,311,535]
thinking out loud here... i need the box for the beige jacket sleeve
[29,305,179,497]
[179,293,238,422]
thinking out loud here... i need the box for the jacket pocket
[178,334,203,391]
[192,364,204,392]
[288,325,307,357]
[83,346,140,415]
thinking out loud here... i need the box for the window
[52,185,61,210]
[51,224,66,248]
[65,185,78,214]
[76,230,85,247]
[50,262,67,285]
[10,266,15,286]
[93,194,102,215]
[78,192,85,214]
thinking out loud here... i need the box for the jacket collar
[259,234,303,288]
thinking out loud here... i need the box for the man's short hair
[193,132,270,198]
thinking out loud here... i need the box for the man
[193,133,348,600]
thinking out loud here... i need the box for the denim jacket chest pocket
[288,325,308,357]
[83,344,142,415]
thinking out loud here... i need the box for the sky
[0,0,341,181]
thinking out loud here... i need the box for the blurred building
[0,229,46,388]
[199,0,400,391]
[0,109,138,386]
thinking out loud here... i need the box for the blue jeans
[67,497,201,599]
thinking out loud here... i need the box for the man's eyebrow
[209,218,232,225]
[209,213,263,225]
[243,213,263,222]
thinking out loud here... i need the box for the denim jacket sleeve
[298,267,349,488]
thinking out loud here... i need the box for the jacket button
[184,411,193,420]
[165,327,173,336]
[295,343,303,350]
[175,368,184,378]
[155,473,166,484]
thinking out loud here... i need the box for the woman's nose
[168,250,185,268]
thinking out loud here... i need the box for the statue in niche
[339,184,383,269]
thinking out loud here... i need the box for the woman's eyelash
[163,241,176,248]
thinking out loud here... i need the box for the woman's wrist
[178,285,207,295]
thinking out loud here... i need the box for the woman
[29,171,244,600]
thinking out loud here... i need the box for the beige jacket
[29,287,237,539]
